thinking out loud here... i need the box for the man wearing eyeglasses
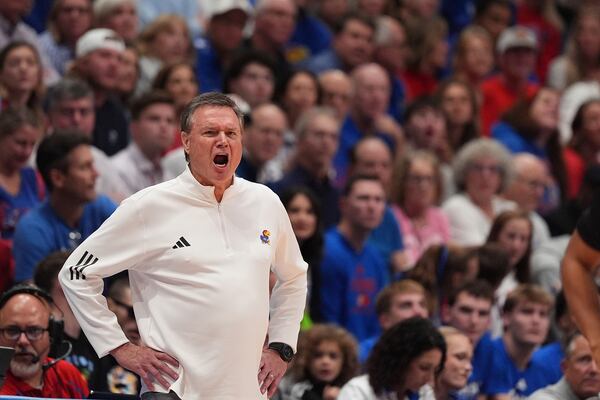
[502,153,551,249]
[0,291,88,397]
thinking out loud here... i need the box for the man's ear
[560,358,567,374]
[181,131,190,150]
[379,313,390,331]
[49,168,65,190]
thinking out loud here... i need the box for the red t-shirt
[0,239,14,292]
[401,70,439,102]
[0,358,90,398]
[564,147,586,199]
[480,75,539,135]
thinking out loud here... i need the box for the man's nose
[16,332,30,346]
[216,131,229,145]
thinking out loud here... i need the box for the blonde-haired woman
[135,14,193,96]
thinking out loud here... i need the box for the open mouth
[213,154,229,167]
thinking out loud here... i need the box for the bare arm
[561,230,600,364]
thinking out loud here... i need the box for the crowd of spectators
[1,0,600,398]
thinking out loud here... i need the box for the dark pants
[141,391,181,400]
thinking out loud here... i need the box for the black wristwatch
[268,342,294,362]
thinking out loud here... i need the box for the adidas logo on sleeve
[172,236,191,249]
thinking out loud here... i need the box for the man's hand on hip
[110,342,180,391]
[258,348,287,397]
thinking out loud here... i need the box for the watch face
[282,346,294,360]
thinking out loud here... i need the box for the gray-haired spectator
[373,16,409,122]
[503,154,551,249]
[442,138,515,246]
[318,69,352,121]
[46,77,128,202]
[39,0,93,75]
[70,28,129,156]
[528,333,600,400]
[237,103,287,184]
[93,0,138,43]
[270,106,341,228]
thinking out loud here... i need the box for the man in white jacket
[59,92,308,399]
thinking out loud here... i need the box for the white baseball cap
[497,26,538,54]
[203,0,253,20]
[76,28,125,58]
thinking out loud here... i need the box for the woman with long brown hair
[0,42,45,114]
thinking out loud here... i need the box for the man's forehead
[514,300,550,311]
[456,292,492,308]
[194,107,241,126]
[0,294,49,321]
[356,140,391,162]
[393,291,424,302]
[59,97,94,107]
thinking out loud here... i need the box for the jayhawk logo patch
[260,229,271,245]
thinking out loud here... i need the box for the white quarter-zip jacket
[59,167,308,399]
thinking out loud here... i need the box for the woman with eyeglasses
[390,151,450,268]
[39,0,93,75]
[442,138,516,246]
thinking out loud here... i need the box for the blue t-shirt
[459,332,494,399]
[0,167,44,240]
[319,228,389,341]
[286,9,332,64]
[532,341,563,384]
[389,75,406,123]
[302,49,343,75]
[369,205,404,268]
[194,37,223,94]
[359,335,378,364]
[491,121,547,158]
[481,337,555,398]
[13,195,116,282]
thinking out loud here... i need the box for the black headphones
[0,284,64,346]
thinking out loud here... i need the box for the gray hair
[94,0,136,22]
[564,332,584,358]
[452,138,513,192]
[374,16,403,47]
[180,92,244,133]
[45,78,94,111]
[294,106,339,140]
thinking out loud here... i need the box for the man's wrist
[268,342,294,362]
[109,341,132,358]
